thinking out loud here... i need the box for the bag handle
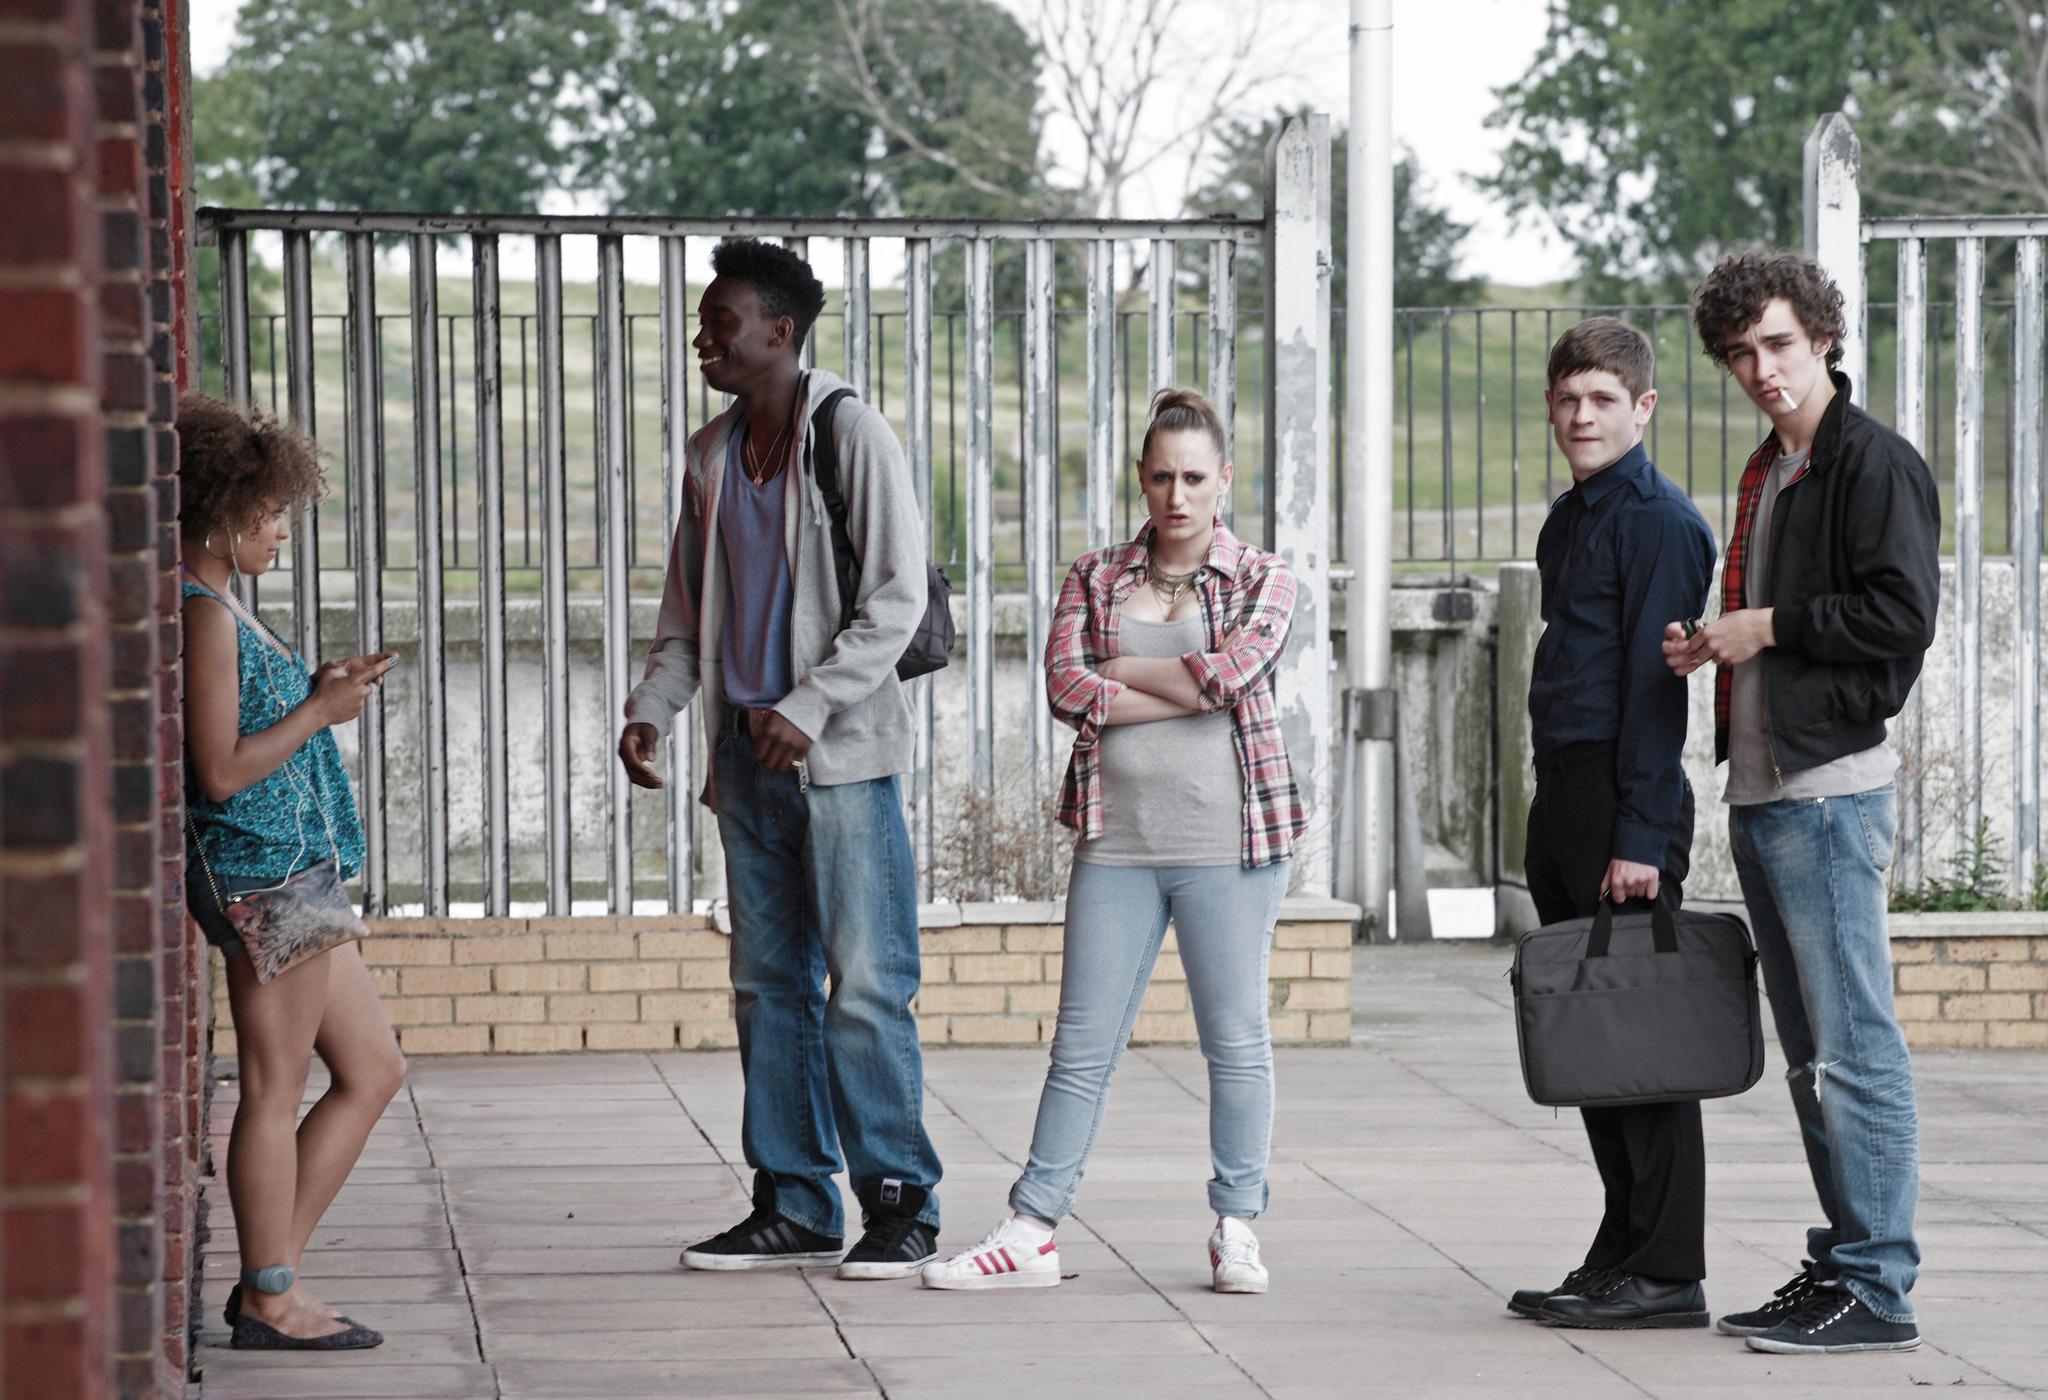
[1586,887,1679,957]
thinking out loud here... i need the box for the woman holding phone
[923,388,1304,1295]
[179,395,406,1349]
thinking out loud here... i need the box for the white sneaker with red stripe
[920,1218,1062,1291]
[1210,1216,1269,1294]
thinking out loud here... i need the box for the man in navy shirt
[1510,318,1718,1330]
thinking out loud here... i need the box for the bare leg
[288,943,407,1263]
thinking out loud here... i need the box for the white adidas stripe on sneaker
[921,1218,1062,1290]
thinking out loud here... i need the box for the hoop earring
[203,528,236,562]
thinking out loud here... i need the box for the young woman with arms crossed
[923,388,1305,1294]
[179,396,406,1349]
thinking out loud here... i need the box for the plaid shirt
[1715,436,1816,732]
[1045,523,1304,868]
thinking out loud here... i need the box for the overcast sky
[184,0,1574,287]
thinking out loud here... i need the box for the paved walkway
[196,944,2048,1399]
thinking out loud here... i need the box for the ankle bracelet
[243,1265,294,1294]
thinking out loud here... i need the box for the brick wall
[1890,917,2048,1050]
[210,900,1360,1056]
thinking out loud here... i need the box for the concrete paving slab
[494,1359,878,1397]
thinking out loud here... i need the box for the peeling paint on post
[1803,114,1865,404]
[1264,114,1334,894]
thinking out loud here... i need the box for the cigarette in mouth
[1779,389,1799,411]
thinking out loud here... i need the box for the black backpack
[804,387,955,681]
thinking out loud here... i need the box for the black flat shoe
[223,1283,242,1327]
[229,1314,384,1350]
[1540,1272,1708,1329]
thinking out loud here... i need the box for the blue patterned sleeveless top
[182,578,365,880]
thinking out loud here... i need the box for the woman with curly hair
[178,394,405,1350]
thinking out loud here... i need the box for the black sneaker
[1745,1286,1921,1354]
[681,1170,844,1271]
[838,1178,939,1281]
[1539,1272,1708,1329]
[1716,1259,1823,1336]
[1508,1265,1611,1319]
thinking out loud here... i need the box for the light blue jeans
[1729,785,1920,1323]
[714,729,941,1238]
[1009,860,1290,1224]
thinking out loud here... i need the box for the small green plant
[1889,817,2048,912]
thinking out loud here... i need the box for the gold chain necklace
[1145,533,1210,610]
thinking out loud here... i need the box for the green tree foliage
[1484,1,2048,296]
[1190,114,1485,308]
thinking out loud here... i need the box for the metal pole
[1896,237,1928,888]
[2014,236,2044,883]
[535,236,571,915]
[660,235,695,913]
[1148,238,1175,398]
[1087,239,1118,549]
[598,235,634,912]
[474,235,511,916]
[783,235,813,370]
[345,231,387,913]
[966,237,996,795]
[1803,114,1865,404]
[281,230,322,667]
[1210,239,1238,529]
[1351,0,1395,932]
[904,238,936,894]
[1957,235,1986,841]
[1024,239,1058,802]
[220,228,258,610]
[408,233,450,916]
[844,237,870,398]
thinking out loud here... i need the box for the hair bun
[1142,386,1227,460]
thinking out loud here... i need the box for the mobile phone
[1681,619,1701,640]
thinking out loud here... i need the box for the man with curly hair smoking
[1665,252,1939,1355]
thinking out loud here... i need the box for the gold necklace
[1145,535,1208,610]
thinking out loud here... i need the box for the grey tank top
[1074,616,1245,867]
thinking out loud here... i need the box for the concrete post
[1265,114,1334,895]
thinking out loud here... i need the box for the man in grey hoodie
[618,238,941,1280]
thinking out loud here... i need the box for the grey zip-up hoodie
[624,369,925,800]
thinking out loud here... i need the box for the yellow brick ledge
[1888,913,2048,1050]
[211,898,1359,1056]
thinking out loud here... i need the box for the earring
[203,528,236,561]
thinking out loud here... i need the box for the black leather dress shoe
[1540,1272,1709,1329]
[1508,1265,1611,1318]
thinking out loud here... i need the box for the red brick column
[1,0,117,1394]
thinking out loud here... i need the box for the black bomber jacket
[1719,370,1942,773]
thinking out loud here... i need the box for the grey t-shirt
[1075,617,1244,867]
[1722,443,1899,805]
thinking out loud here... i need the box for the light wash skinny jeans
[1009,859,1290,1224]
[1730,785,1920,1323]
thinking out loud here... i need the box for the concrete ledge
[1887,913,2048,1049]
[210,897,1358,1056]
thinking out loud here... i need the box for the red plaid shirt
[1716,436,1816,733]
[1045,523,1305,868]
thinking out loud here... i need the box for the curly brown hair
[1692,252,1846,371]
[175,394,327,538]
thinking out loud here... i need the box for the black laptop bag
[1511,895,1766,1108]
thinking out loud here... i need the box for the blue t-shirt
[719,421,796,707]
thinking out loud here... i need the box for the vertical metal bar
[474,236,512,916]
[966,237,996,794]
[1087,239,1117,549]
[1509,309,1519,555]
[281,231,321,666]
[408,234,450,916]
[346,232,387,913]
[1024,239,1057,802]
[782,235,813,369]
[1441,308,1454,566]
[598,235,634,913]
[1957,236,1987,841]
[220,229,258,610]
[1148,238,1175,398]
[843,237,870,399]
[2014,237,2044,884]
[1474,309,1485,559]
[660,235,695,914]
[535,237,572,915]
[1209,239,1237,527]
[1896,236,1928,886]
[903,238,936,895]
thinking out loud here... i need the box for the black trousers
[1525,740,1706,1283]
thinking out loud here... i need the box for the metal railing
[196,198,1336,917]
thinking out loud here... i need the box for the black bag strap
[1586,888,1679,957]
[804,387,862,631]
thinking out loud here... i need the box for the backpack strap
[805,387,861,631]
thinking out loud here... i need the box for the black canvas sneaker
[838,1178,939,1280]
[681,1170,844,1271]
[1509,1265,1611,1319]
[1716,1260,1823,1336]
[1746,1286,1921,1354]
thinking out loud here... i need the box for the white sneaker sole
[921,1269,1062,1291]
[1745,1334,1921,1354]
[1214,1274,1269,1294]
[838,1253,938,1281]
[681,1248,844,1271]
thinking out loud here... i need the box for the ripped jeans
[1730,786,1920,1323]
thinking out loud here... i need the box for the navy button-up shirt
[1530,443,1716,867]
